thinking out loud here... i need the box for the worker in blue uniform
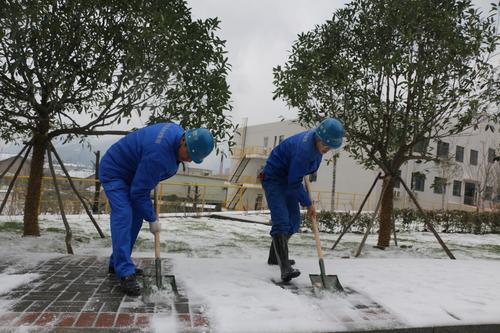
[261,118,344,282]
[99,122,214,296]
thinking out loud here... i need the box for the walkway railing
[0,175,489,216]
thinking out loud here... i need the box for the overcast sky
[187,0,495,129]
[1,0,496,171]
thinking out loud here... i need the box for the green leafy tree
[0,0,233,236]
[274,0,498,247]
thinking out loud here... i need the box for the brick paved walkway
[3,256,495,333]
[0,256,209,332]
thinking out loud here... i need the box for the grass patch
[230,232,262,243]
[184,222,215,232]
[165,240,192,253]
[44,227,65,233]
[0,221,23,232]
[215,242,238,248]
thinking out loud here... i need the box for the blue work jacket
[263,130,322,207]
[100,123,183,222]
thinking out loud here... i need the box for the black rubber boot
[273,235,300,282]
[120,274,141,296]
[267,239,295,266]
[109,266,144,276]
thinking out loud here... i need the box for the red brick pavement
[0,256,210,332]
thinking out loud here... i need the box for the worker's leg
[107,208,144,274]
[102,180,136,279]
[286,193,301,235]
[130,208,144,256]
[263,180,300,282]
[263,180,290,237]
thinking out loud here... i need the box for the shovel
[305,178,344,292]
[151,188,178,294]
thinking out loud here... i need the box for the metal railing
[231,146,272,159]
[0,175,491,216]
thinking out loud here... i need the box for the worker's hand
[149,221,161,234]
[307,204,316,220]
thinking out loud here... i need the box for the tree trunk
[92,151,101,214]
[377,176,395,248]
[23,135,47,236]
[330,156,337,212]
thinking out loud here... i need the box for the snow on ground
[1,213,500,332]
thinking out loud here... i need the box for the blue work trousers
[263,179,301,237]
[102,179,144,279]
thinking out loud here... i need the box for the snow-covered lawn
[0,213,499,332]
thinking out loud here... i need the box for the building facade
[227,119,499,212]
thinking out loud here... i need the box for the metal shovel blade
[309,258,344,292]
[309,274,343,291]
[154,258,179,295]
[155,257,163,289]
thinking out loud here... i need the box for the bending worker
[261,118,344,282]
[99,122,214,296]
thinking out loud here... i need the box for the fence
[0,175,487,216]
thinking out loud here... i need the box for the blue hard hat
[185,128,214,164]
[314,118,344,149]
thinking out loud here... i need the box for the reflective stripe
[155,123,172,144]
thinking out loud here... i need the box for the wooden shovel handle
[304,177,324,260]
[153,186,161,259]
[154,231,161,259]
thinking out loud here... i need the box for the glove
[149,221,161,234]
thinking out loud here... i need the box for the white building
[227,119,499,212]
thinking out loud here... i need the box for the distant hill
[0,136,119,167]
[0,135,227,172]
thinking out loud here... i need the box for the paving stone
[0,313,17,326]
[177,314,192,326]
[73,291,94,301]
[193,314,209,328]
[83,301,104,312]
[56,292,78,301]
[101,301,122,312]
[10,300,33,312]
[55,313,79,327]
[26,300,52,312]
[75,312,98,327]
[175,302,190,314]
[46,301,87,312]
[95,313,116,327]
[115,313,135,327]
[135,314,152,328]
[34,312,59,326]
[14,312,41,326]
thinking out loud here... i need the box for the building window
[484,186,493,201]
[452,180,461,197]
[414,138,429,154]
[263,137,268,147]
[437,141,449,158]
[455,146,464,162]
[273,136,277,147]
[433,177,446,194]
[488,148,495,163]
[470,149,478,165]
[411,172,425,192]
[464,182,476,206]
[279,135,285,144]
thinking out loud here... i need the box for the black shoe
[120,274,141,296]
[109,267,144,276]
[273,235,300,282]
[267,240,295,266]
